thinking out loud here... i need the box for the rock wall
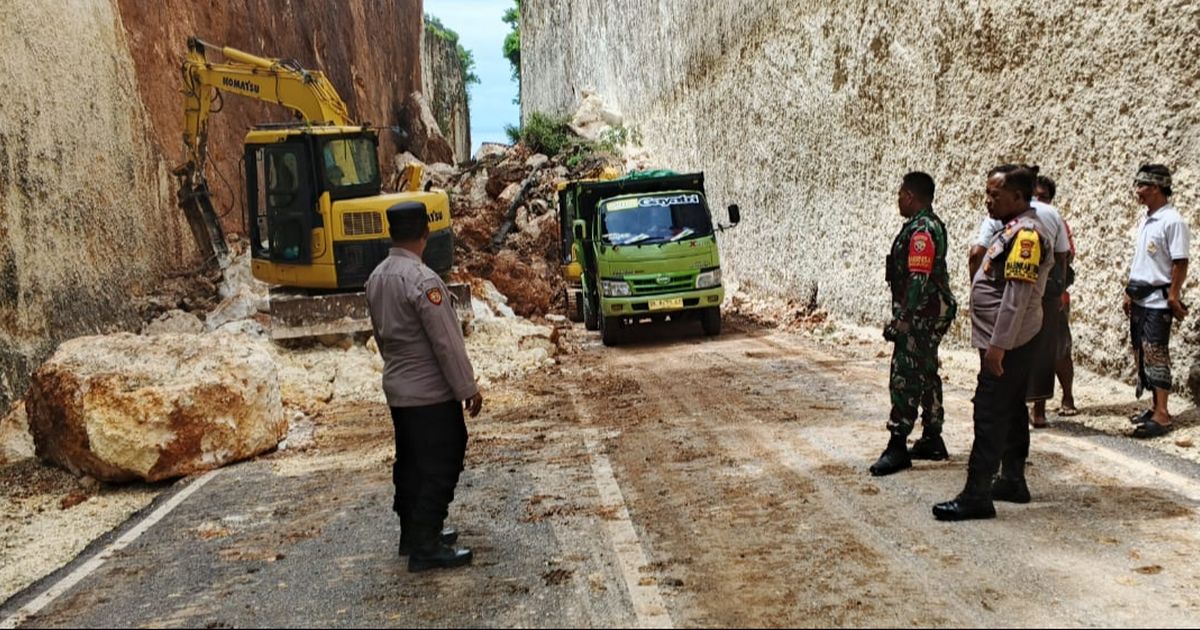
[522,0,1200,395]
[0,0,193,416]
[422,25,472,162]
[0,0,430,416]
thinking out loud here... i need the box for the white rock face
[142,310,204,335]
[569,90,624,141]
[26,333,285,482]
[523,0,1200,396]
[466,281,557,385]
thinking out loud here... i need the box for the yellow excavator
[176,37,466,339]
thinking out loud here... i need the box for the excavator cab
[243,124,455,290]
[245,126,381,273]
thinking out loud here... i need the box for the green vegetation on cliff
[424,14,480,87]
[502,0,521,83]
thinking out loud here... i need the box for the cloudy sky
[425,0,520,156]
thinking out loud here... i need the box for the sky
[425,0,520,156]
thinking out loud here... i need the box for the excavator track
[267,284,474,341]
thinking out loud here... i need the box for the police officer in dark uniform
[871,172,957,476]
[934,166,1054,521]
[366,202,484,571]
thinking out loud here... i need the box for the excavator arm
[175,37,355,267]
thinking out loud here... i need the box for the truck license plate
[648,298,684,311]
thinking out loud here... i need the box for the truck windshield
[321,137,380,190]
[601,193,713,245]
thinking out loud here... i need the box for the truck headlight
[601,280,631,297]
[695,269,722,289]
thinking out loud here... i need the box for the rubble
[25,333,286,483]
[444,138,623,319]
[141,310,205,335]
[570,90,625,141]
[0,401,32,466]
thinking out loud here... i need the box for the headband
[1135,170,1172,189]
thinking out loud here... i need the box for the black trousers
[390,400,468,534]
[1026,295,1060,402]
[968,340,1036,483]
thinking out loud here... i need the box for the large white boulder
[26,333,286,482]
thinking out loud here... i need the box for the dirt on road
[4,318,1200,627]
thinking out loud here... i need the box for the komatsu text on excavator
[175,37,467,339]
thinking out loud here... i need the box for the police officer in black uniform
[366,202,484,571]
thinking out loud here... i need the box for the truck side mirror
[573,219,586,241]
[728,204,741,225]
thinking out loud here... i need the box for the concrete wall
[421,25,472,162]
[522,0,1200,396]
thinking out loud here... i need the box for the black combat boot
[932,470,996,521]
[399,527,459,556]
[908,433,949,461]
[408,525,473,573]
[990,476,1031,504]
[869,434,912,476]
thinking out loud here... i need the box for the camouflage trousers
[887,331,943,437]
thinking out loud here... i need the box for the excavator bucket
[267,283,474,341]
[177,180,229,269]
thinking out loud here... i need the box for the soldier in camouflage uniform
[871,172,958,476]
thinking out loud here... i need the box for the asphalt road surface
[4,323,1200,628]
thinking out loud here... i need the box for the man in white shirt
[1125,164,1190,438]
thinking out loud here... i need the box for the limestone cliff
[523,0,1200,396]
[0,0,190,416]
[422,24,472,162]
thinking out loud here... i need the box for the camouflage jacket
[886,207,958,335]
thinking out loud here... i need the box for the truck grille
[342,212,383,236]
[627,272,697,296]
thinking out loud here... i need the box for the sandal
[1057,406,1079,417]
[1031,416,1050,429]
[1130,409,1153,425]
[1131,419,1172,438]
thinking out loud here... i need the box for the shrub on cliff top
[506,111,640,170]
[507,112,574,156]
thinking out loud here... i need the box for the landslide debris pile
[425,143,618,319]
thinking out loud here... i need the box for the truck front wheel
[601,315,621,346]
[701,307,721,336]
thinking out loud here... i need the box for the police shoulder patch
[1004,229,1041,283]
[907,230,934,275]
[426,287,444,305]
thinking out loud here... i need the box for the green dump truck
[558,171,740,346]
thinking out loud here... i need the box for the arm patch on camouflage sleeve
[1004,229,1041,283]
[907,231,934,275]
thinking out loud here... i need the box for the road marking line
[1,470,220,629]
[583,430,673,629]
